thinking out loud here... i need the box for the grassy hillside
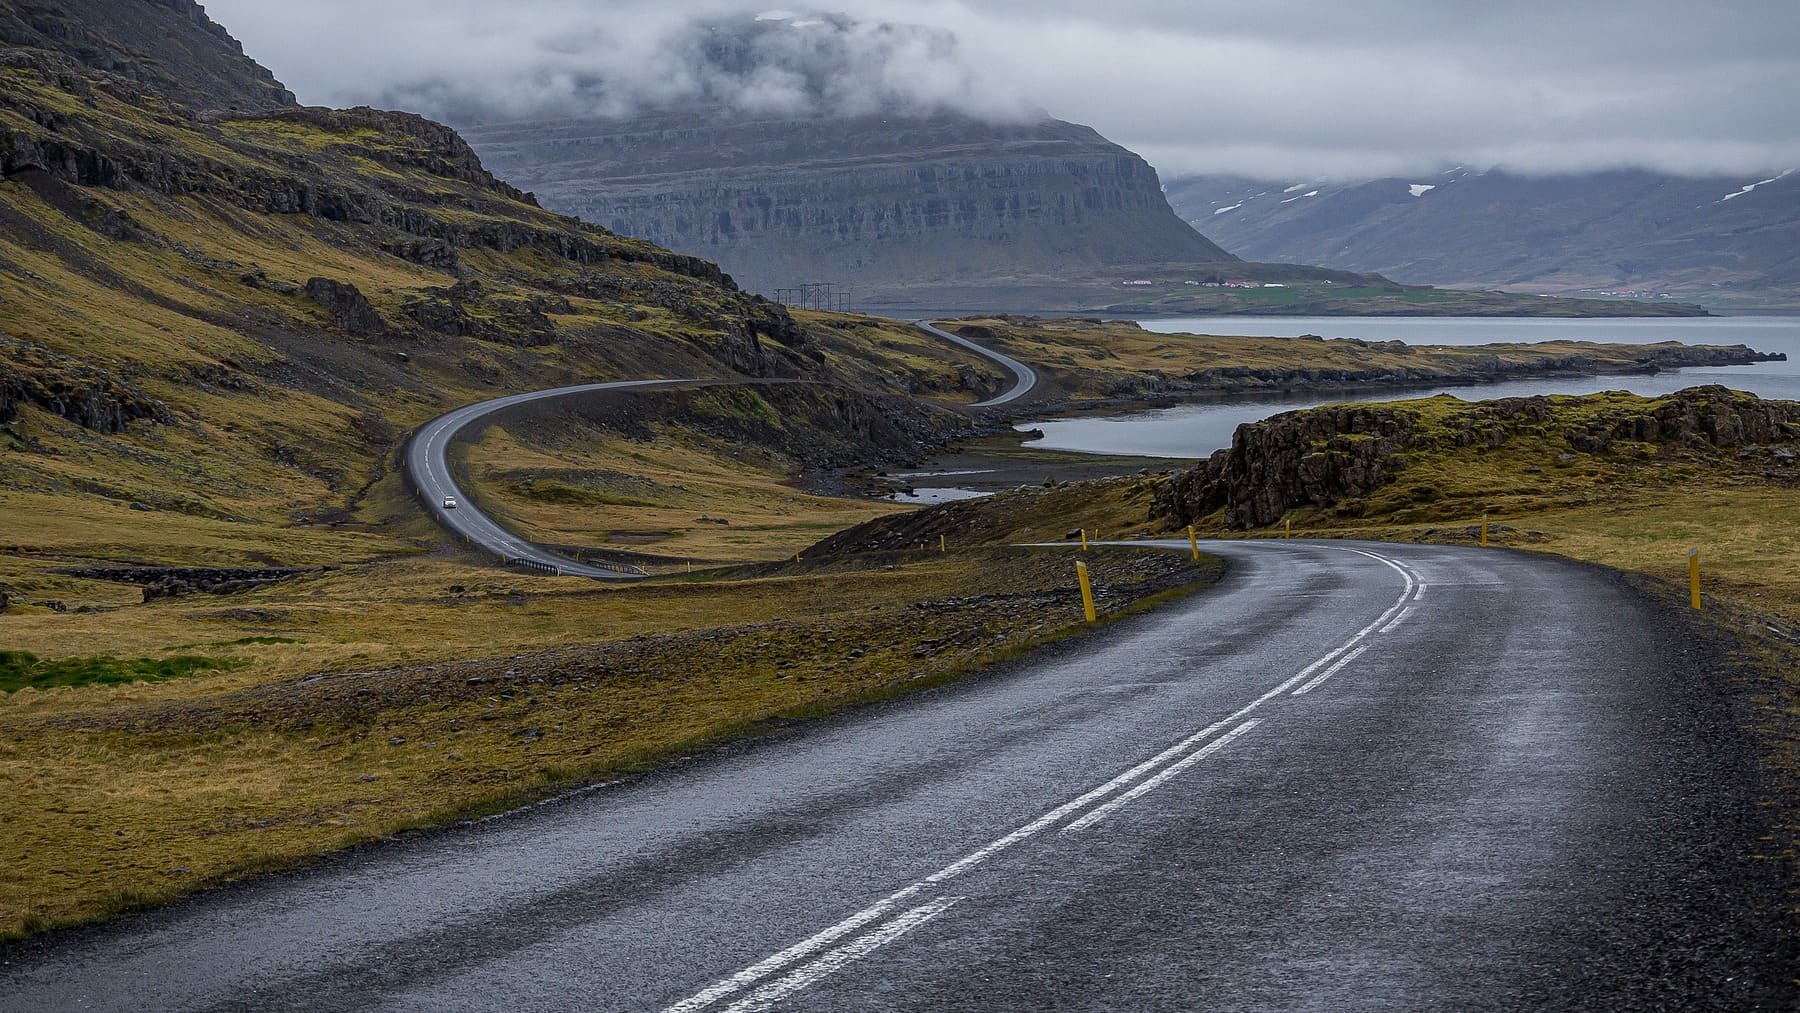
[0,44,1009,588]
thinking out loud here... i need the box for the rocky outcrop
[1156,405,1421,530]
[461,110,1234,297]
[304,278,387,336]
[0,0,296,112]
[1563,386,1800,452]
[0,337,171,432]
[59,565,317,601]
[1153,386,1800,529]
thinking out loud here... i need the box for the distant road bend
[912,320,1038,407]
[403,323,1037,578]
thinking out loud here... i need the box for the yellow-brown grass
[0,545,1213,938]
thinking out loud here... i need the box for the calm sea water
[1023,316,1800,458]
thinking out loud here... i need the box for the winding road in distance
[3,539,1781,1010]
[401,321,1038,579]
[912,320,1038,408]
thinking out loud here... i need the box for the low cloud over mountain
[209,0,1800,180]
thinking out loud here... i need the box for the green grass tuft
[0,651,245,692]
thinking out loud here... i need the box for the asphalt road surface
[913,321,1038,407]
[404,378,696,579]
[404,324,1035,579]
[3,540,1782,1011]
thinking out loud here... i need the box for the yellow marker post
[1080,529,1089,551]
[940,534,947,553]
[1284,518,1291,540]
[1688,548,1701,609]
[795,551,801,563]
[1480,513,1489,547]
[1076,560,1097,623]
[1187,525,1200,562]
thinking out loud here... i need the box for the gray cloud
[203,0,1800,179]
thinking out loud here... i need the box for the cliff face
[0,0,295,111]
[1153,386,1800,530]
[460,111,1234,297]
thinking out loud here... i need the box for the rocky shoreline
[1002,341,1785,416]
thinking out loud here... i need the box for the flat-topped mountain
[460,109,1233,298]
[446,10,1232,302]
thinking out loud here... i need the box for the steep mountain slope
[1166,169,1800,306]
[461,109,1232,298]
[0,0,990,575]
[0,0,294,111]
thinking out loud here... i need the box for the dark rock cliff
[460,111,1234,297]
[1153,386,1800,529]
[0,0,296,111]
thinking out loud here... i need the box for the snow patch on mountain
[1409,183,1437,197]
[1719,169,1793,202]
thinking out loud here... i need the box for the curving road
[913,320,1038,407]
[404,324,1035,578]
[404,378,699,579]
[2,540,1781,1011]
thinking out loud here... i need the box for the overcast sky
[205,0,1800,180]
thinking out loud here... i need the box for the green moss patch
[0,651,245,692]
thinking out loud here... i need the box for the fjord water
[1022,315,1800,458]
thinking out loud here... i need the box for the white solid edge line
[1062,719,1261,833]
[1292,645,1368,696]
[720,897,964,1013]
[666,544,1419,1012]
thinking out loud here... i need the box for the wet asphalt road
[1,540,1784,1011]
